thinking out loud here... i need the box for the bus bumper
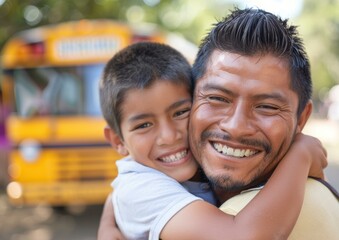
[6,180,113,206]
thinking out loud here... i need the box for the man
[188,7,339,239]
[98,7,339,239]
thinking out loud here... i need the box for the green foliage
[296,0,339,102]
[0,0,234,48]
[1,0,339,105]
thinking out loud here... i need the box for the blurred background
[0,0,338,239]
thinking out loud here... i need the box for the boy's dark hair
[99,42,192,139]
[193,7,312,117]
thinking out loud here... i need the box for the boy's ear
[104,126,129,156]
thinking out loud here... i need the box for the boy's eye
[174,108,191,118]
[134,122,152,130]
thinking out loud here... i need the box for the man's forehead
[194,51,297,100]
[198,50,290,82]
[207,50,289,67]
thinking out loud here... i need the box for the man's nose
[156,121,182,146]
[219,104,255,138]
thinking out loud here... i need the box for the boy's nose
[156,122,182,146]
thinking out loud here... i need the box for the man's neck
[215,189,241,203]
[214,177,269,203]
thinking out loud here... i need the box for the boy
[99,42,326,239]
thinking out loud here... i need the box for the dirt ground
[0,118,338,240]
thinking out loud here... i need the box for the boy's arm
[97,134,326,239]
[160,133,327,239]
[232,133,327,237]
[97,194,125,240]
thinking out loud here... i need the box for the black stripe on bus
[11,142,111,149]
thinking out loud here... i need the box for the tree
[296,0,339,105]
[0,0,234,49]
[2,0,338,115]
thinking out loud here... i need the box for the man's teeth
[161,150,187,163]
[213,143,257,157]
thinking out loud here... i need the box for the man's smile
[212,142,258,158]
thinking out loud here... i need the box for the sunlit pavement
[0,195,102,240]
[0,118,337,240]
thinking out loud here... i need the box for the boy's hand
[97,194,126,240]
[97,227,125,240]
[291,133,327,180]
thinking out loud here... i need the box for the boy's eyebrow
[166,98,192,112]
[127,113,152,123]
[127,98,192,123]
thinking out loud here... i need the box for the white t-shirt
[112,156,217,240]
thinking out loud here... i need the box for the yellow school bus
[0,19,175,206]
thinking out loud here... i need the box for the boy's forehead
[120,81,191,114]
[123,80,191,94]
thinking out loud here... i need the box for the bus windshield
[8,64,104,117]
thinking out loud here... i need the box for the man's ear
[296,100,313,133]
[104,126,129,156]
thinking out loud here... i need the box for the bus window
[54,68,82,115]
[14,68,54,117]
[83,64,104,116]
[11,65,105,117]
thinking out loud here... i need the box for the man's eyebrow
[201,83,289,103]
[251,92,289,103]
[201,83,236,97]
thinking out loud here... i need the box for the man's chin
[206,174,249,193]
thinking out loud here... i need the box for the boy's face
[117,81,198,182]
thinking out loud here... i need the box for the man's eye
[209,96,229,103]
[256,104,280,113]
[257,104,279,110]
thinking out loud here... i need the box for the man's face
[189,51,307,196]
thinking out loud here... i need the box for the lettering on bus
[55,36,121,60]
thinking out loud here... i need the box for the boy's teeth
[161,150,187,163]
[213,143,257,158]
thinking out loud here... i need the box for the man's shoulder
[304,178,339,200]
[219,178,339,239]
[301,178,339,218]
[218,186,260,215]
[219,178,338,214]
[290,178,339,240]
